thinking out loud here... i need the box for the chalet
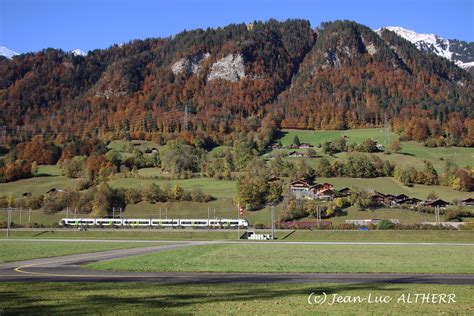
[46,188,65,194]
[338,187,351,197]
[299,143,314,149]
[271,143,282,150]
[289,179,310,194]
[383,194,397,205]
[288,151,305,158]
[423,199,449,208]
[346,219,400,226]
[144,147,159,154]
[267,176,281,183]
[309,183,334,195]
[401,197,422,205]
[461,198,474,206]
[315,188,335,200]
[320,182,334,190]
[394,194,409,201]
[371,192,386,205]
[22,192,32,197]
[279,221,332,229]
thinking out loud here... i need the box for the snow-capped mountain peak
[70,48,87,56]
[377,26,452,60]
[376,26,474,71]
[0,46,19,59]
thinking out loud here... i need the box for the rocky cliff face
[207,54,246,82]
[171,52,210,76]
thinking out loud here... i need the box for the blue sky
[1,0,473,54]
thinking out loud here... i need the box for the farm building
[46,188,66,194]
[278,221,332,229]
[346,219,400,226]
[298,143,314,149]
[338,187,351,197]
[288,151,305,158]
[461,198,474,206]
[288,179,311,194]
[267,175,281,183]
[423,199,449,208]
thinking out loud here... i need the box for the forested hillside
[0,19,473,147]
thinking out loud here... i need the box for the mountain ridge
[0,19,472,147]
[377,26,474,72]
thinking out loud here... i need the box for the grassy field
[86,243,474,274]
[109,177,237,198]
[0,241,166,263]
[1,282,472,315]
[37,164,62,176]
[317,207,436,225]
[278,128,474,171]
[5,230,474,243]
[136,167,171,178]
[0,175,78,198]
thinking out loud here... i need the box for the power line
[2,107,191,142]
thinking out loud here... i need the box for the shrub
[377,220,395,230]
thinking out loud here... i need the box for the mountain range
[2,25,472,71]
[377,26,474,74]
[0,19,472,146]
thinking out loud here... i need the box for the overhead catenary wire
[0,107,192,143]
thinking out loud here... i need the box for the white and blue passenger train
[59,218,249,228]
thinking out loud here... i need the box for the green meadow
[1,283,472,315]
[87,243,474,274]
[0,240,167,263]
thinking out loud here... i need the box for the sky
[1,0,473,54]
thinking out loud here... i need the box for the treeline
[392,111,474,147]
[394,161,473,191]
[0,182,214,215]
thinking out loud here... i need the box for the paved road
[2,238,474,246]
[0,241,473,284]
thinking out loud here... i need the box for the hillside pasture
[0,175,78,198]
[109,177,237,198]
[277,128,474,172]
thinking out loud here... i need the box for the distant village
[288,178,474,208]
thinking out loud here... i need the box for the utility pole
[66,206,69,219]
[271,204,275,240]
[237,203,240,240]
[184,104,189,131]
[0,126,6,145]
[28,208,31,224]
[435,206,440,224]
[160,207,162,220]
[166,207,168,219]
[112,207,115,219]
[207,207,210,223]
[19,207,22,225]
[119,207,122,219]
[6,208,12,238]
[384,111,389,144]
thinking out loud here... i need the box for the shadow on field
[0,282,404,314]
